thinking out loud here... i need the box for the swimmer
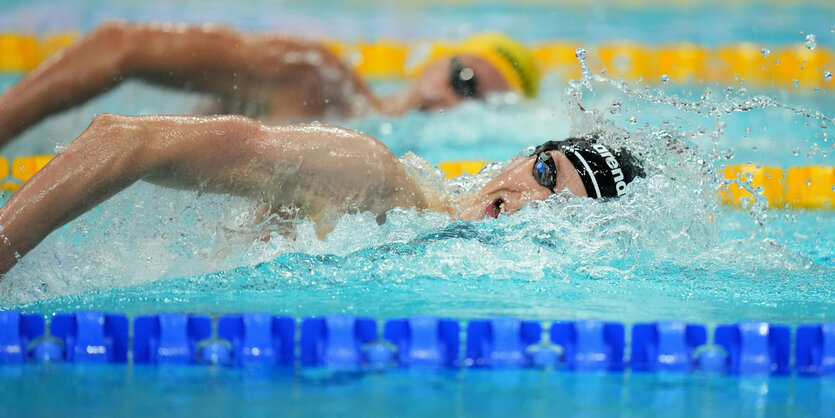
[0,23,540,146]
[0,114,642,275]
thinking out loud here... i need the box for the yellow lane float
[0,32,832,88]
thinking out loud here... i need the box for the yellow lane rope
[1,156,830,209]
[0,32,832,88]
[440,160,834,209]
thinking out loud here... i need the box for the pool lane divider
[717,164,835,210]
[1,32,833,89]
[1,311,834,376]
[444,160,835,209]
[0,156,832,209]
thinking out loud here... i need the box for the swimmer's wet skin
[0,23,540,147]
[0,114,642,276]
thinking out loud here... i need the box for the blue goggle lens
[533,152,557,192]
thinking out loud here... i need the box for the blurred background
[2,0,833,45]
[0,0,832,168]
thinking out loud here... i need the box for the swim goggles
[532,152,557,193]
[449,57,478,98]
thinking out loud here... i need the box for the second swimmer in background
[0,23,541,146]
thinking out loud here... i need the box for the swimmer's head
[450,33,540,98]
[388,33,540,113]
[458,136,645,220]
[529,137,645,199]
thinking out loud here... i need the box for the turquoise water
[0,69,833,416]
[3,73,832,325]
[1,366,834,417]
[2,0,834,45]
[1,0,834,416]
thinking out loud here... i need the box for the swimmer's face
[400,55,512,112]
[458,152,588,221]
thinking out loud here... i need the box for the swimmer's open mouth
[486,198,505,218]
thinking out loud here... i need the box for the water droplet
[609,100,622,115]
[660,74,671,83]
[824,71,833,82]
[629,116,638,124]
[804,34,817,50]
[761,48,771,58]
[575,48,590,78]
[723,148,735,160]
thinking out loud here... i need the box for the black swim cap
[530,137,645,199]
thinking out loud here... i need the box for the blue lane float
[384,317,459,368]
[300,315,378,369]
[795,323,835,376]
[714,322,791,375]
[0,311,43,364]
[133,313,212,364]
[465,317,542,368]
[51,312,129,363]
[551,319,624,372]
[1,311,834,377]
[218,313,294,367]
[631,321,707,373]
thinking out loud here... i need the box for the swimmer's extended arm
[0,22,378,145]
[0,114,430,275]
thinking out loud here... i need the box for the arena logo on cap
[592,143,628,196]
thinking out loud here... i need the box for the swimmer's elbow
[86,114,143,144]
[76,114,151,178]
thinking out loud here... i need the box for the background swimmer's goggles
[450,57,478,98]
[532,152,558,193]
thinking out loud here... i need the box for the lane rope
[1,155,832,209]
[0,32,832,88]
[0,310,832,376]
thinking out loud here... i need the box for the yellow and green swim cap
[417,32,540,98]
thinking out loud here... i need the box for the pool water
[1,366,834,417]
[3,72,832,326]
[0,0,834,416]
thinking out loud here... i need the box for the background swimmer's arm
[0,22,378,145]
[0,114,427,275]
